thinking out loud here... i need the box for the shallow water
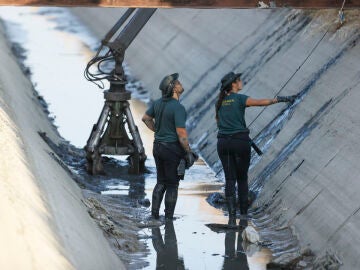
[0,7,272,269]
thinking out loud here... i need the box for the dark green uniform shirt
[217,93,249,135]
[146,98,186,142]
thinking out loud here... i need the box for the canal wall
[0,21,125,270]
[72,7,360,269]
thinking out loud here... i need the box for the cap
[159,73,179,92]
[220,72,242,91]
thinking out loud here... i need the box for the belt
[217,131,250,139]
[154,141,180,146]
[217,133,263,156]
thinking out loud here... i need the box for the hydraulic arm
[84,8,156,175]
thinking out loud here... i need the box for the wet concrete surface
[0,6,328,269]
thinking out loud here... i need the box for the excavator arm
[108,9,156,52]
[84,8,156,175]
[84,8,156,88]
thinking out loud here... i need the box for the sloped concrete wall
[0,20,125,270]
[72,8,360,268]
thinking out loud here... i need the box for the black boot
[240,204,248,216]
[226,196,237,226]
[239,201,248,228]
[151,183,166,219]
[164,186,178,220]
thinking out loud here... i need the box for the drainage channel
[0,7,272,269]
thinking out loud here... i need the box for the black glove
[184,150,199,169]
[177,159,186,180]
[276,95,297,103]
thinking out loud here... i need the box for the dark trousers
[153,142,184,187]
[217,134,251,212]
[152,142,185,218]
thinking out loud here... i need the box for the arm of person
[176,127,191,152]
[175,106,198,168]
[177,127,198,168]
[246,95,297,107]
[246,97,277,107]
[142,114,155,132]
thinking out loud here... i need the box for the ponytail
[215,89,229,121]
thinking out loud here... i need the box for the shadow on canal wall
[71,8,360,269]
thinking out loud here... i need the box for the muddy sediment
[38,131,154,268]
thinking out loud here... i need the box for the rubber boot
[239,202,248,228]
[151,183,166,219]
[226,196,237,227]
[164,186,178,220]
[240,202,248,216]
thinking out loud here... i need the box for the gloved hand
[177,159,186,180]
[276,95,297,103]
[184,150,199,169]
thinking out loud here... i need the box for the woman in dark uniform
[215,71,296,226]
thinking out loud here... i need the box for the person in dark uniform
[142,73,197,220]
[216,71,296,226]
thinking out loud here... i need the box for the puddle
[0,7,272,269]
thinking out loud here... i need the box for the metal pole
[124,102,145,156]
[86,104,111,152]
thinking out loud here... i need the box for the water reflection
[222,230,249,270]
[99,160,146,200]
[128,176,146,200]
[152,221,185,270]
